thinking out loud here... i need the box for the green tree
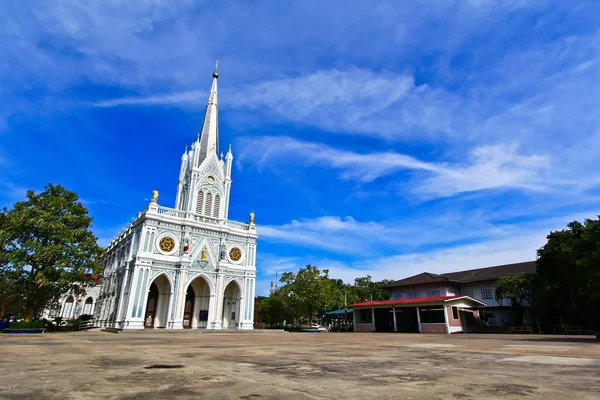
[354,275,393,301]
[495,273,539,327]
[257,294,292,324]
[0,184,104,320]
[495,273,537,307]
[536,217,600,327]
[279,265,343,324]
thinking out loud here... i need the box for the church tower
[94,66,258,331]
[175,65,232,220]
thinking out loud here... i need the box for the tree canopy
[495,216,600,329]
[257,265,393,325]
[536,217,600,327]
[0,184,104,320]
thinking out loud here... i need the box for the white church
[94,67,258,330]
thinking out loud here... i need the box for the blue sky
[1,1,599,295]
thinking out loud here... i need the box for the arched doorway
[222,281,241,329]
[186,276,211,329]
[144,274,172,328]
[183,286,194,329]
[62,296,75,318]
[83,297,94,315]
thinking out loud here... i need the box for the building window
[419,307,445,323]
[62,296,74,318]
[392,293,402,300]
[481,289,493,300]
[452,306,459,320]
[196,191,204,214]
[486,313,497,325]
[359,309,373,323]
[213,195,220,218]
[463,289,473,297]
[426,290,440,297]
[204,192,212,216]
[447,289,456,296]
[83,297,93,315]
[407,292,420,299]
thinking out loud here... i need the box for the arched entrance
[183,286,194,329]
[144,274,172,328]
[186,276,211,329]
[222,281,241,329]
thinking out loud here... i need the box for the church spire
[196,61,219,164]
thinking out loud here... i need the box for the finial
[213,60,219,79]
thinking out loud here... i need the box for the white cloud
[256,210,598,291]
[228,69,461,139]
[93,91,205,108]
[257,207,600,257]
[238,136,554,198]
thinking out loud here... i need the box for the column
[392,306,397,332]
[371,308,376,332]
[115,265,130,326]
[416,306,422,333]
[238,295,245,330]
[248,279,255,328]
[213,272,225,329]
[171,268,188,329]
[208,293,217,329]
[443,304,450,334]
[124,265,141,324]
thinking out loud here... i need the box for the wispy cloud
[238,136,553,198]
[229,69,462,139]
[259,208,598,254]
[92,91,205,108]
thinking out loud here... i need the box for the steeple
[196,61,220,164]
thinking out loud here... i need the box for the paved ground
[0,331,599,400]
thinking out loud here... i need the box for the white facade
[42,282,100,320]
[94,68,258,330]
[389,285,460,300]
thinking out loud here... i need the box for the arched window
[204,193,212,216]
[196,191,204,214]
[83,297,94,315]
[62,296,74,318]
[213,195,220,218]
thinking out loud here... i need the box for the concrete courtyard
[0,331,599,399]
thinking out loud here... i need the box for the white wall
[389,285,460,300]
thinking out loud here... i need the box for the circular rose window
[159,237,176,253]
[229,247,242,262]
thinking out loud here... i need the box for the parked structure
[94,67,258,330]
[350,261,536,333]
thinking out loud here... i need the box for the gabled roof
[381,261,536,289]
[380,272,457,288]
[349,295,487,308]
[442,261,536,283]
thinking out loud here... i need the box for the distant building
[349,261,536,333]
[94,67,258,331]
[41,275,101,320]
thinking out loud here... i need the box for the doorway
[144,283,159,328]
[183,286,195,329]
[222,281,241,329]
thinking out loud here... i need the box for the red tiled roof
[348,296,458,308]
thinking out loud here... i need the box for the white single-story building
[349,295,487,334]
